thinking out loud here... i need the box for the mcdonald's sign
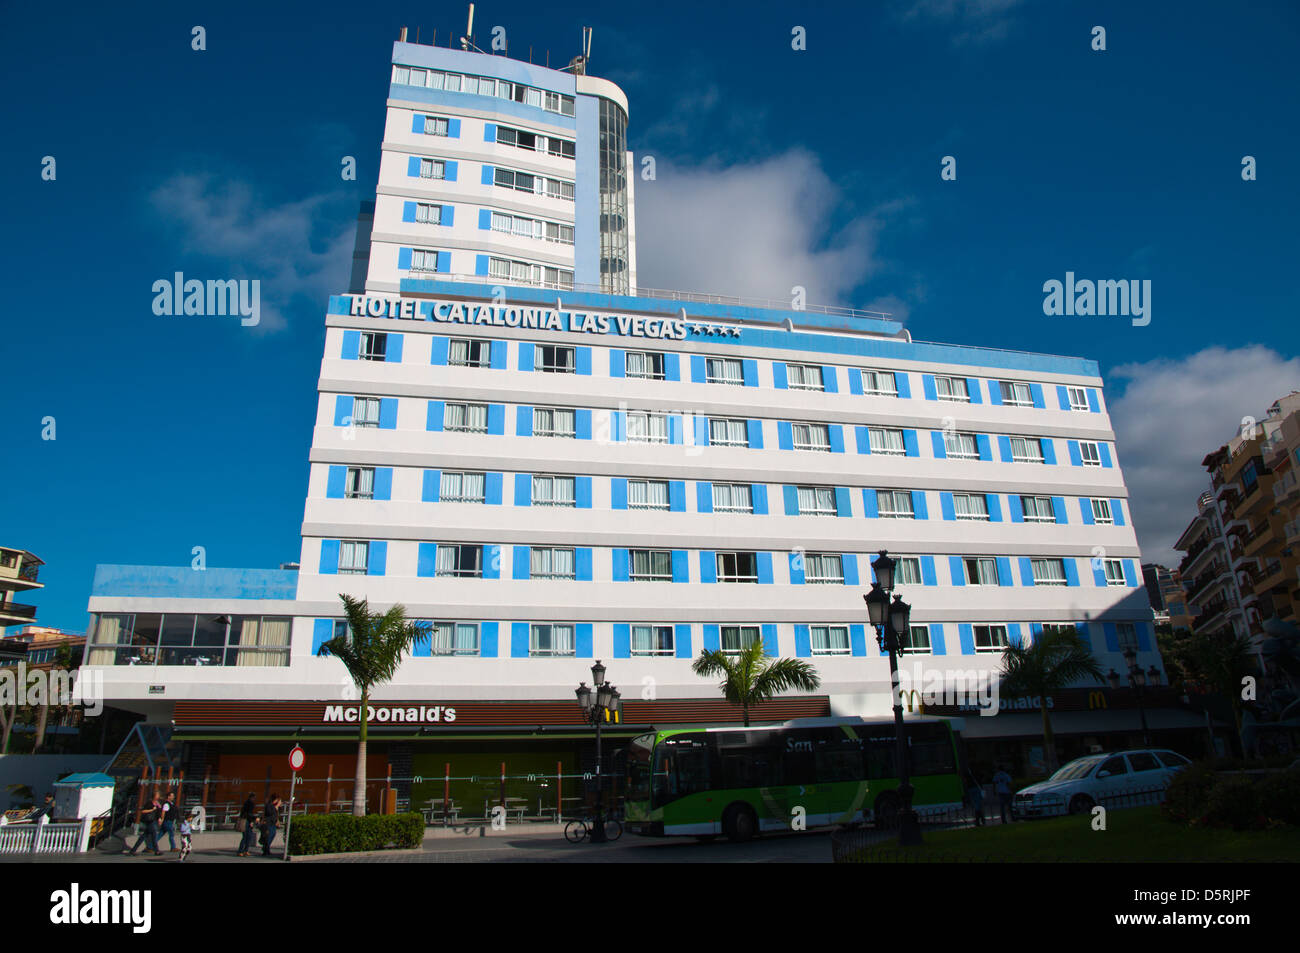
[1087,690,1109,710]
[902,689,921,713]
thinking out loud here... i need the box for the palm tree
[691,640,821,726]
[999,628,1104,773]
[316,595,428,816]
[1172,627,1254,758]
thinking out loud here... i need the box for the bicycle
[564,813,623,843]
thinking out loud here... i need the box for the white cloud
[634,150,890,310]
[148,174,354,331]
[897,0,1028,46]
[1108,345,1300,566]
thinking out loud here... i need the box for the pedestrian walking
[28,793,55,822]
[260,794,281,856]
[992,765,1014,824]
[177,811,196,861]
[127,795,162,855]
[236,792,258,856]
[159,791,178,851]
[965,768,985,827]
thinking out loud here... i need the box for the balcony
[1185,564,1231,603]
[1193,593,1237,631]
[1243,523,1277,558]
[0,601,37,622]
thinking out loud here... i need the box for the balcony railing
[0,602,36,620]
[18,563,40,583]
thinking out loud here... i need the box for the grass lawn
[858,807,1300,862]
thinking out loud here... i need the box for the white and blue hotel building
[82,37,1181,783]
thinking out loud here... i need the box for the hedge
[287,812,425,855]
[1162,763,1300,830]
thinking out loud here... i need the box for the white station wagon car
[1012,748,1192,818]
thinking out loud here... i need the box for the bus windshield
[627,733,655,803]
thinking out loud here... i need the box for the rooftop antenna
[399,26,408,42]
[564,27,593,74]
[459,3,484,53]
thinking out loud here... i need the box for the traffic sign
[288,745,306,772]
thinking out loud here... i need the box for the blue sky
[3,0,1297,632]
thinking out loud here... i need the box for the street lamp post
[1108,648,1157,747]
[864,550,922,847]
[574,660,620,844]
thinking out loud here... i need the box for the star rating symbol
[691,323,705,335]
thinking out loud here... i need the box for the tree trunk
[353,689,369,817]
[33,703,49,754]
[742,700,749,727]
[0,706,12,755]
[1040,696,1056,773]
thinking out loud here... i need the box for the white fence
[0,816,91,855]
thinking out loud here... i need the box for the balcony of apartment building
[0,596,38,627]
[1180,534,1224,577]
[1192,591,1238,633]
[0,548,43,594]
[1184,561,1234,606]
[1241,519,1278,559]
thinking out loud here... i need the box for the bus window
[815,749,864,783]
[908,723,956,776]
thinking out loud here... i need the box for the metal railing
[0,602,37,619]
[0,817,90,855]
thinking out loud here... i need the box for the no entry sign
[288,745,306,772]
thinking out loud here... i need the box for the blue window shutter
[988,380,1003,405]
[778,421,793,450]
[1080,498,1095,524]
[434,252,450,274]
[761,624,778,655]
[611,478,627,510]
[690,355,706,383]
[835,487,852,517]
[1137,623,1152,652]
[922,375,937,400]
[485,472,503,505]
[613,624,631,660]
[976,434,992,461]
[373,468,393,501]
[930,624,946,656]
[998,436,1013,462]
[850,624,867,657]
[996,557,1012,586]
[475,254,489,276]
[959,624,975,655]
[1008,495,1023,522]
[1093,562,1108,587]
[422,470,441,502]
[686,414,704,446]
[576,477,592,509]
[1075,623,1091,650]
[1104,623,1119,652]
[950,555,966,586]
[575,409,592,440]
[447,118,460,138]
[1112,499,1126,526]
[697,482,713,513]
[326,466,346,499]
[397,247,412,270]
[843,554,859,586]
[341,329,360,360]
[669,481,686,512]
[576,347,592,376]
[1057,385,1071,410]
[440,206,454,227]
[1019,557,1035,586]
[746,419,764,449]
[752,484,769,514]
[1068,440,1082,466]
[912,491,928,520]
[968,379,983,404]
[987,494,1003,522]
[742,360,758,387]
[609,349,624,377]
[1030,383,1045,408]
[931,431,947,459]
[884,372,907,399]
[367,541,387,576]
[788,552,806,585]
[668,415,684,445]
[484,123,496,142]
[482,545,501,579]
[1087,388,1101,412]
[921,556,937,587]
[1052,496,1068,524]
[512,546,531,580]
[430,336,449,365]
[664,354,681,381]
[612,549,629,581]
[478,208,492,230]
[312,619,334,653]
[829,425,845,454]
[480,622,498,658]
[379,398,398,429]
[1041,439,1057,465]
[385,334,404,363]
[402,201,417,223]
[823,366,838,393]
[319,539,339,574]
[1123,560,1137,586]
[490,341,506,369]
[862,489,879,518]
[849,369,864,395]
[675,624,692,659]
[794,624,811,658]
[407,156,420,177]
[699,552,717,584]
[576,548,594,581]
[518,342,534,372]
[1064,559,1080,587]
[940,493,955,521]
[514,474,531,507]
[511,623,529,658]
[703,624,720,652]
[334,396,352,427]
[481,165,494,185]
[855,426,871,455]
[1008,624,1023,649]
[903,430,919,457]
[671,550,688,583]
[487,404,505,435]
[611,411,626,442]
[1100,444,1113,468]
[516,406,533,437]
[443,161,457,181]
[783,485,799,515]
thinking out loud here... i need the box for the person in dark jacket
[127,796,162,855]
[260,795,281,856]
[28,793,55,822]
[237,793,258,857]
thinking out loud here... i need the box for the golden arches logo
[901,689,921,713]
[1087,690,1108,710]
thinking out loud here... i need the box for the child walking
[178,811,196,862]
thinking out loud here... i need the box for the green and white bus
[623,716,965,841]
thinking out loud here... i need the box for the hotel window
[953,493,990,521]
[418,158,445,179]
[544,222,575,244]
[414,203,442,225]
[538,345,575,373]
[345,467,375,500]
[1010,436,1045,463]
[721,625,761,653]
[338,541,369,575]
[487,257,574,289]
[974,625,1009,652]
[421,116,450,137]
[1039,623,1076,639]
[901,625,930,654]
[1104,559,1127,586]
[797,486,837,516]
[423,622,479,656]
[868,427,906,455]
[532,475,576,507]
[787,363,824,391]
[944,431,979,459]
[627,412,669,444]
[410,249,439,272]
[629,550,673,581]
[935,376,970,402]
[1031,558,1068,586]
[435,545,482,578]
[494,167,536,193]
[709,417,749,447]
[895,557,923,586]
[448,338,489,367]
[716,552,759,583]
[861,369,898,396]
[545,179,575,201]
[530,547,576,580]
[877,490,915,519]
[530,623,575,657]
[625,351,665,380]
[963,557,999,586]
[706,357,744,385]
[793,423,832,452]
[1080,442,1103,467]
[445,402,489,433]
[712,483,753,513]
[491,212,541,239]
[351,397,381,428]
[804,554,845,585]
[631,625,674,656]
[331,620,351,642]
[1090,499,1114,524]
[440,471,486,503]
[999,381,1033,406]
[1020,496,1055,522]
[533,407,576,438]
[628,479,670,510]
[1117,622,1138,650]
[1067,386,1090,411]
[359,332,387,361]
[811,625,851,656]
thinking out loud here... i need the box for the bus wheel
[722,804,758,843]
[874,794,901,830]
[1068,794,1094,815]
